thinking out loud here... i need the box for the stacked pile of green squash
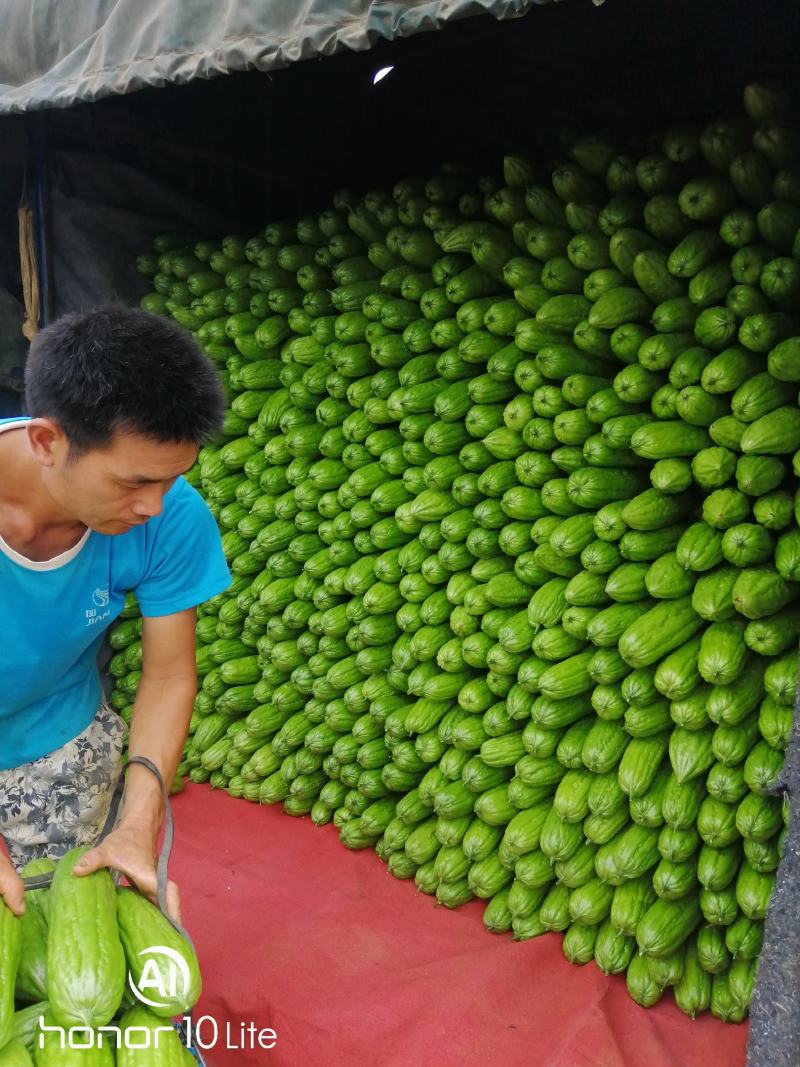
[108,81,800,1020]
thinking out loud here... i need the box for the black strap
[123,755,196,951]
[123,758,199,1057]
[98,768,126,846]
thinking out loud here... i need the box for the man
[0,305,231,920]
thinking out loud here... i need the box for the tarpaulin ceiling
[0,0,547,114]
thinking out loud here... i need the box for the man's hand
[73,823,181,924]
[0,854,25,916]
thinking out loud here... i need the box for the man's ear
[27,418,66,468]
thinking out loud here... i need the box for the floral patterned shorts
[0,703,128,871]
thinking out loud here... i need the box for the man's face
[30,422,199,534]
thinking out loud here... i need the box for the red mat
[163,785,749,1067]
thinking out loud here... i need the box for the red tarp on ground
[162,785,749,1067]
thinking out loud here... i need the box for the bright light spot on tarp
[373,66,394,85]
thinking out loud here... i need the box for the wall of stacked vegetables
[108,82,800,1022]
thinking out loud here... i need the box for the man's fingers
[126,872,181,925]
[126,867,158,900]
[165,880,182,925]
[0,864,25,916]
[72,848,106,877]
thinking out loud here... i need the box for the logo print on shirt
[86,586,112,627]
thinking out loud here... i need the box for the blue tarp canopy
[0,0,545,113]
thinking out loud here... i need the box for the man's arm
[74,608,197,920]
[116,608,198,831]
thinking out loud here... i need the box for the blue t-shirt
[0,418,231,769]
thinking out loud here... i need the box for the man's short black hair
[24,305,225,454]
